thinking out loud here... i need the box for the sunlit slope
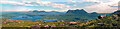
[79,13,120,27]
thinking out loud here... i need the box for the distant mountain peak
[91,12,98,14]
[66,9,87,14]
[32,10,46,13]
[80,9,84,10]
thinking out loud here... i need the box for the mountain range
[39,9,117,22]
[57,9,100,21]
[30,10,63,13]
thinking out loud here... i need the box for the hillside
[113,10,120,14]
[79,12,120,27]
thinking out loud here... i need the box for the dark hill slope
[113,10,120,14]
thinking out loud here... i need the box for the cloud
[83,0,120,13]
[1,0,119,13]
[0,1,24,5]
[0,0,38,6]
[35,0,71,9]
[0,0,71,9]
[68,0,76,3]
[83,0,109,3]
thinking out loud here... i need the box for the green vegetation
[2,18,65,27]
[78,13,120,27]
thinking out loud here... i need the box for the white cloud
[73,5,77,6]
[1,0,119,13]
[1,0,71,9]
[83,0,120,13]
[2,0,71,9]
[0,1,24,5]
[35,0,71,9]
[83,0,110,3]
[83,0,100,2]
[68,0,85,3]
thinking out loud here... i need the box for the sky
[0,0,120,13]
